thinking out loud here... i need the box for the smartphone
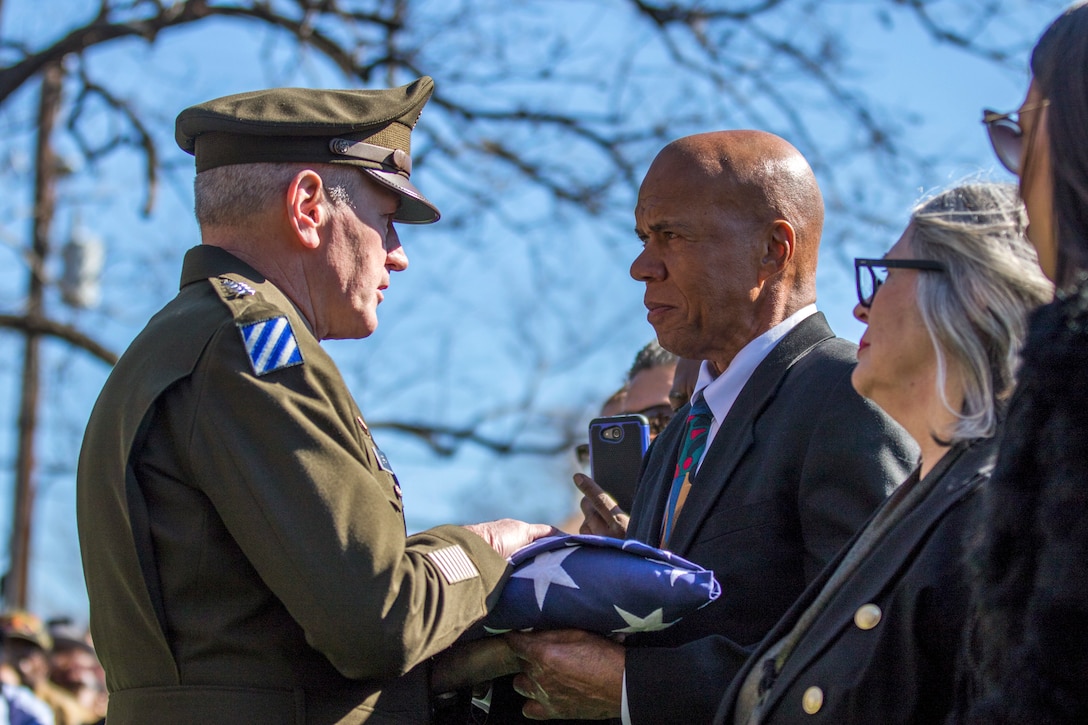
[588,414,650,512]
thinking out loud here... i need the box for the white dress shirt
[691,304,818,470]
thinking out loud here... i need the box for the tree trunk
[8,60,63,610]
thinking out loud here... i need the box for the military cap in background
[176,76,440,223]
[0,610,53,652]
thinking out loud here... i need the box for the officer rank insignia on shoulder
[238,316,304,376]
[217,276,255,299]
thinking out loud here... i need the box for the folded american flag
[483,534,720,635]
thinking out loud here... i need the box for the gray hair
[194,162,357,227]
[910,182,1053,442]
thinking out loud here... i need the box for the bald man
[503,131,917,723]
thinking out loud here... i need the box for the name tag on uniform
[373,445,393,473]
[373,445,402,500]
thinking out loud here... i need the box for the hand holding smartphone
[574,473,630,537]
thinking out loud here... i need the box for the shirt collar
[692,304,818,430]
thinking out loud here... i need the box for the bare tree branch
[368,419,576,457]
[0,315,117,365]
[68,63,160,215]
[0,0,1060,469]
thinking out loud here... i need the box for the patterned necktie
[660,393,712,547]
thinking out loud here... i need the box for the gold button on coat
[854,603,882,630]
[802,686,823,714]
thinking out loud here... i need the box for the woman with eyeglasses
[956,3,1088,722]
[713,183,1050,725]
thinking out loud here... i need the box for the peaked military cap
[175,77,440,224]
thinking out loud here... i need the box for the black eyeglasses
[574,443,591,466]
[982,101,1049,175]
[854,258,947,308]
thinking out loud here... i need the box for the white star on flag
[612,606,679,633]
[669,568,697,586]
[511,546,580,609]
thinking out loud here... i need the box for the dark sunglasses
[982,101,1049,175]
[854,258,947,308]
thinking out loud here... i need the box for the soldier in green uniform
[76,77,554,725]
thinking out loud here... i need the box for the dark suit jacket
[713,437,995,725]
[622,313,917,725]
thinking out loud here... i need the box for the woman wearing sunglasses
[714,183,1050,725]
[957,3,1088,722]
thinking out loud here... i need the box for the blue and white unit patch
[239,316,304,376]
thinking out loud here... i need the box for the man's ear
[287,169,326,250]
[758,220,796,283]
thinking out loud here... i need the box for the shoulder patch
[427,545,480,585]
[238,316,304,376]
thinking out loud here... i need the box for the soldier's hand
[574,473,629,538]
[431,637,519,694]
[464,519,558,559]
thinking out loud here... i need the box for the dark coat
[955,280,1088,724]
[619,313,917,725]
[715,437,996,725]
[77,246,511,725]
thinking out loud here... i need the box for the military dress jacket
[77,246,511,725]
[714,437,996,725]
[621,313,918,725]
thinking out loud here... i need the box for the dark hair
[1031,1,1088,287]
[627,339,678,381]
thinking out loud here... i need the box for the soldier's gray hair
[194,162,356,228]
[911,182,1052,442]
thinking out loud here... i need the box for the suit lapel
[760,438,995,715]
[666,314,835,554]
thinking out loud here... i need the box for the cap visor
[364,169,440,224]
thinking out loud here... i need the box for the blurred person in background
[0,613,93,725]
[45,622,104,725]
[619,339,679,440]
[668,358,701,412]
[0,633,53,725]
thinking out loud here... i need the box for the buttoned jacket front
[714,437,995,725]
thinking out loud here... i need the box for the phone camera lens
[603,426,622,441]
